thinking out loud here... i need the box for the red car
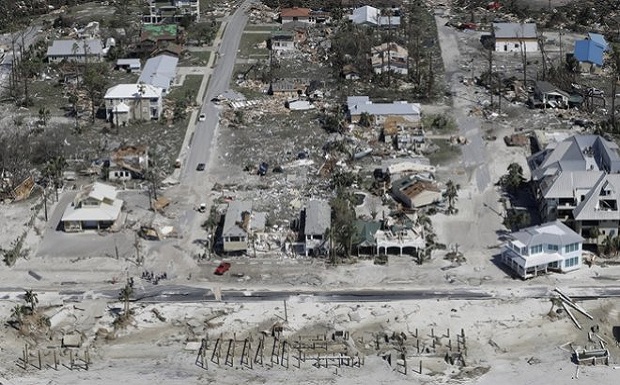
[214,262,231,275]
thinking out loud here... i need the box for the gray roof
[116,58,141,68]
[305,200,330,236]
[530,135,620,183]
[510,220,583,247]
[137,54,178,90]
[46,39,103,57]
[492,23,537,39]
[573,173,620,220]
[536,81,568,97]
[347,96,421,117]
[222,201,253,238]
[540,170,604,199]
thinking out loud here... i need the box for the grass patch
[244,25,276,31]
[168,74,204,104]
[181,51,212,66]
[427,140,462,165]
[238,32,270,59]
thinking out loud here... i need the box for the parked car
[196,163,206,171]
[257,162,268,176]
[587,87,604,96]
[214,262,231,275]
[198,113,206,121]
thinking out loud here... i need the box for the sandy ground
[1,2,620,384]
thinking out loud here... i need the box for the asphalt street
[181,0,254,183]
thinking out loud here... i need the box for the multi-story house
[142,0,200,24]
[528,134,620,245]
[501,220,583,279]
[104,83,163,125]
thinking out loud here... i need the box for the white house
[104,83,163,125]
[492,22,538,53]
[61,182,124,232]
[350,6,400,27]
[270,31,296,54]
[501,221,583,279]
[347,96,421,125]
[46,39,104,63]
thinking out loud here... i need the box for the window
[548,244,559,251]
[564,243,579,253]
[514,43,519,48]
[530,244,543,254]
[565,256,580,268]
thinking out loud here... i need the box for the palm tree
[11,304,25,322]
[38,106,50,125]
[44,156,67,202]
[601,235,620,257]
[443,180,460,214]
[24,289,38,311]
[118,283,133,318]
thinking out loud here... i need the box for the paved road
[71,284,620,304]
[181,1,253,184]
[435,16,491,192]
[0,26,40,92]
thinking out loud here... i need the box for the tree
[608,44,620,130]
[43,155,67,201]
[499,162,525,193]
[503,210,530,231]
[443,180,460,214]
[24,289,38,312]
[189,19,217,46]
[82,62,109,123]
[601,235,620,257]
[358,112,373,127]
[118,282,133,319]
[68,92,80,132]
[38,106,50,126]
[330,191,357,261]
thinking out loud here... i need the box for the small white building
[61,182,124,232]
[501,221,583,279]
[371,42,408,75]
[492,23,538,53]
[104,83,163,125]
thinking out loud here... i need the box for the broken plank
[554,288,594,320]
[561,301,582,330]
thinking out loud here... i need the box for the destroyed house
[270,31,296,53]
[303,200,331,256]
[139,24,182,54]
[269,78,309,97]
[109,145,149,180]
[501,220,583,279]
[391,176,441,209]
[532,81,569,109]
[370,42,408,75]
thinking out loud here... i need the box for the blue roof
[574,40,604,66]
[587,32,608,51]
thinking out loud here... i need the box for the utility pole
[20,30,29,106]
